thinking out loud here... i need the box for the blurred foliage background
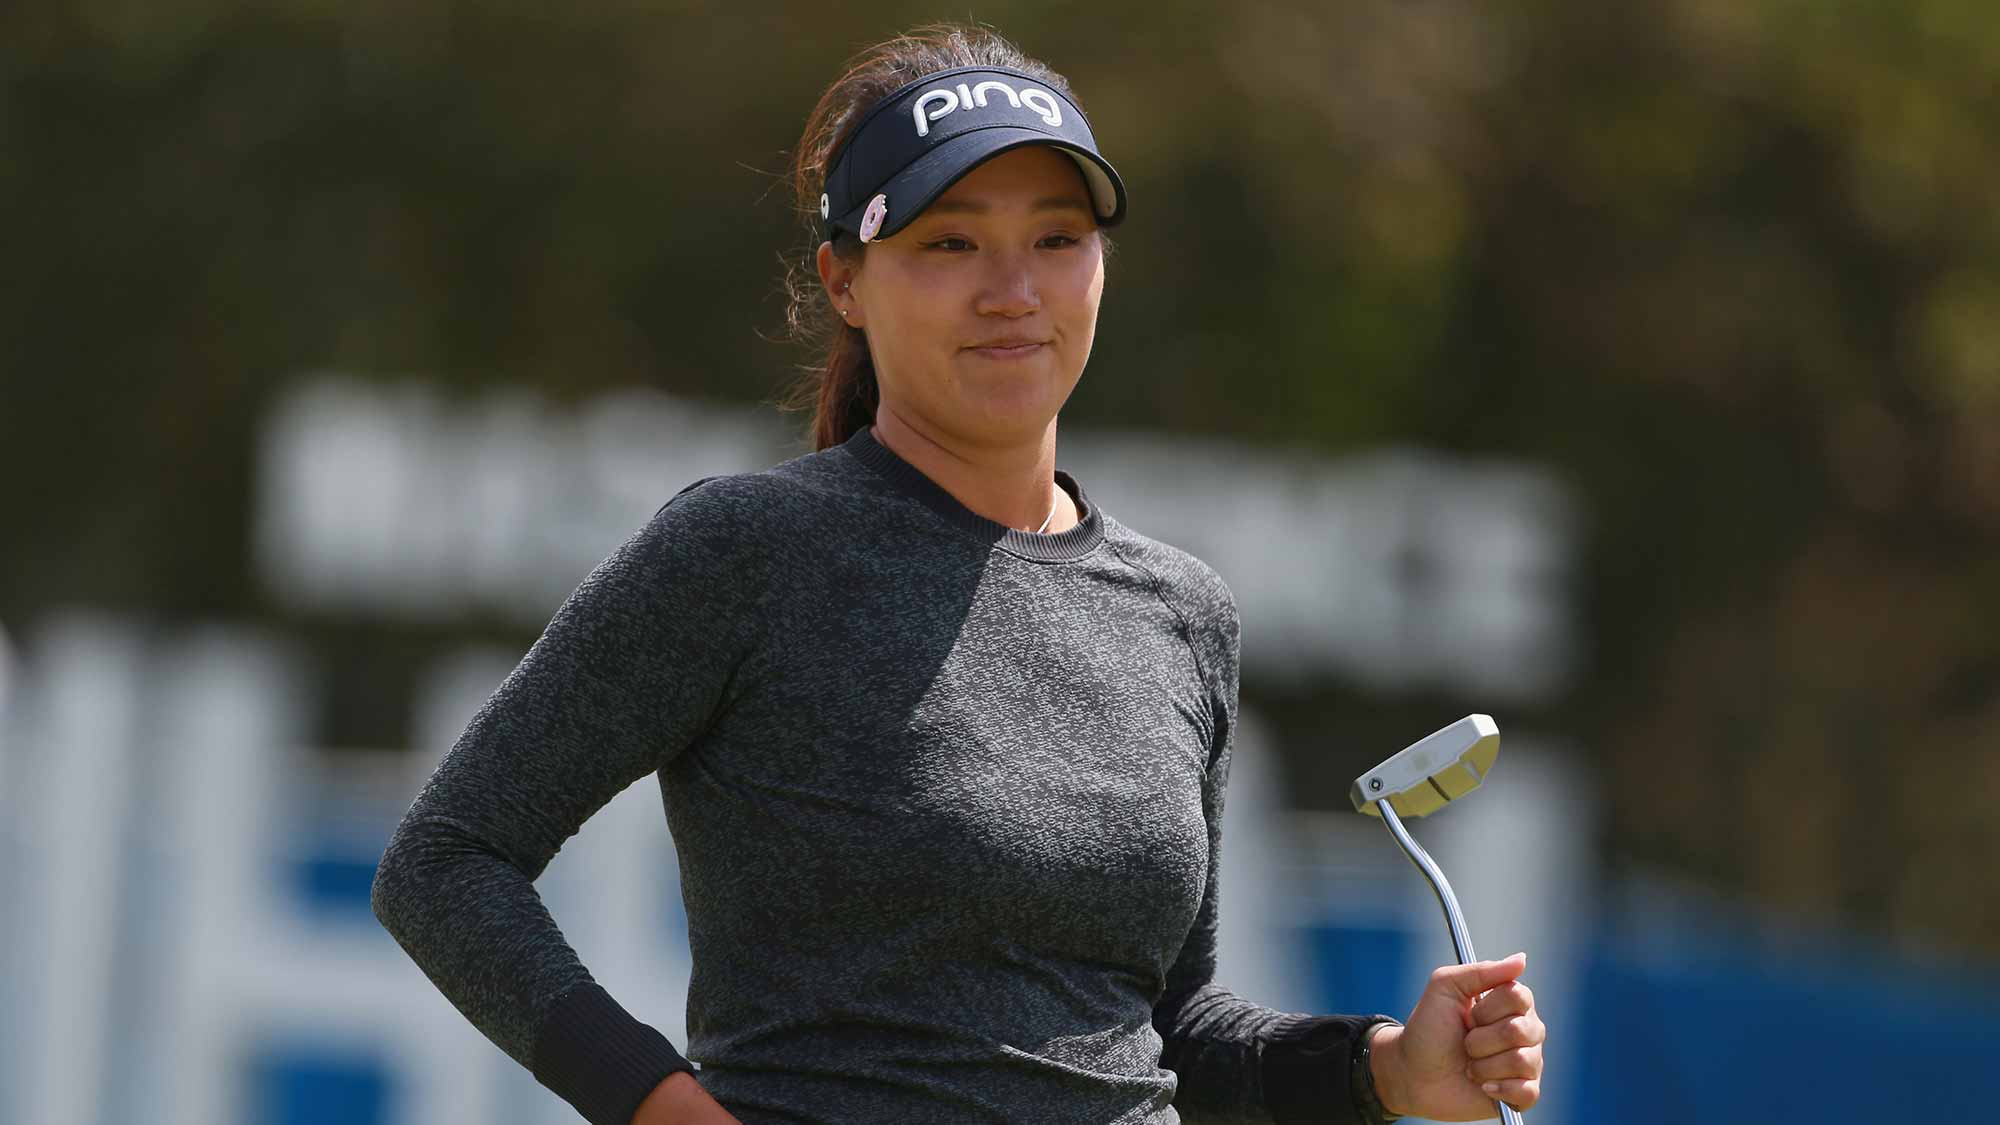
[4,0,1995,960]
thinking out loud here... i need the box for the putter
[1350,714,1525,1124]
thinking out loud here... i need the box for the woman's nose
[974,257,1039,317]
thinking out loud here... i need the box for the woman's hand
[629,1071,742,1125]
[1370,951,1544,1120]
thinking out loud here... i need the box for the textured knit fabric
[371,424,1401,1125]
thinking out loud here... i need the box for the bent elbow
[370,830,415,936]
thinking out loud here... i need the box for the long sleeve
[370,474,768,1125]
[1150,568,1403,1125]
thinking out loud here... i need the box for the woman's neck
[869,409,1076,534]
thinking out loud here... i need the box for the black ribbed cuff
[1258,1013,1394,1124]
[529,981,696,1125]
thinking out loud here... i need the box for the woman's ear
[816,240,861,326]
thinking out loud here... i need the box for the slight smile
[965,342,1047,360]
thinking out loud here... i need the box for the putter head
[1349,714,1500,819]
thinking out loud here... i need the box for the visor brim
[829,127,1128,244]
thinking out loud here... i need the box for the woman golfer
[373,22,1546,1125]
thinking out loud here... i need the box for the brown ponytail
[775,21,1114,451]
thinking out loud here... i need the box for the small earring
[840,308,850,318]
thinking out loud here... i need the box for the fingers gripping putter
[1350,715,1526,1125]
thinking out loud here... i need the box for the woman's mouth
[966,342,1045,360]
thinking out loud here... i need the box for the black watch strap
[1350,1016,1404,1124]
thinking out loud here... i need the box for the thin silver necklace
[1031,487,1060,534]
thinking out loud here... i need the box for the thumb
[1431,951,1527,1000]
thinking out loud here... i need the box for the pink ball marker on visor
[858,194,889,242]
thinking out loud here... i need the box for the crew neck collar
[840,424,1105,563]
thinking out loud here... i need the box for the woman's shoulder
[1099,515,1239,626]
[1099,516,1242,708]
[643,442,880,548]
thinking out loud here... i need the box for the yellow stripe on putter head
[1349,714,1500,819]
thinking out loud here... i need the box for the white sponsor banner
[254,375,1573,701]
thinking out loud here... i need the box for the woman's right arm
[369,476,770,1125]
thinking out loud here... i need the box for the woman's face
[829,145,1106,448]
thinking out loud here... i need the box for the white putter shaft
[1351,714,1526,1124]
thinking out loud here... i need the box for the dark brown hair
[775,21,1117,451]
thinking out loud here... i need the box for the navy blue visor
[818,64,1128,245]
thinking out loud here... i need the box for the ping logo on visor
[819,64,1128,246]
[911,80,1063,136]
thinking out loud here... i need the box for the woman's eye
[922,234,1080,252]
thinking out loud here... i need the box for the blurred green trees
[2,2,1994,956]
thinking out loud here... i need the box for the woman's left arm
[1150,567,1545,1123]
[1149,568,1402,1124]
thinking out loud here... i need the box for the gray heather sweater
[371,424,1400,1125]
